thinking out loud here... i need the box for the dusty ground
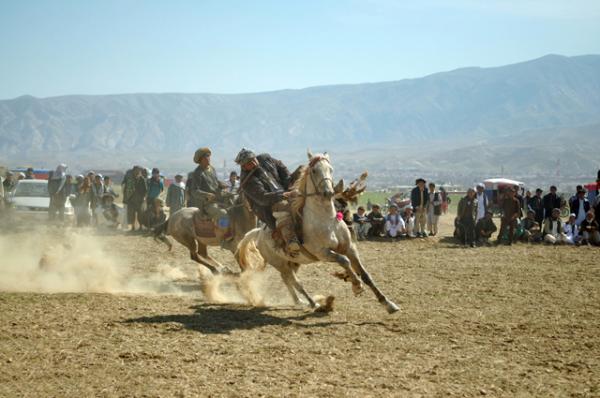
[1,217,599,397]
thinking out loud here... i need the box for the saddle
[192,210,232,238]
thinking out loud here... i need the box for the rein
[300,156,333,198]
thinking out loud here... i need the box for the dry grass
[1,217,599,397]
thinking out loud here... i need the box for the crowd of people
[2,155,600,250]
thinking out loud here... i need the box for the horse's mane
[290,165,309,216]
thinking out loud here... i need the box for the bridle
[303,156,334,198]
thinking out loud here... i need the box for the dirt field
[1,217,599,397]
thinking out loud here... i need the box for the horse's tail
[235,228,266,272]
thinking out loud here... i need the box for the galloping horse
[236,151,400,314]
[154,194,256,274]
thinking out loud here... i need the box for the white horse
[236,151,400,314]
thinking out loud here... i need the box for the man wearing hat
[367,204,385,238]
[543,208,568,244]
[190,147,230,237]
[457,187,478,247]
[235,148,300,255]
[542,186,561,220]
[166,174,186,214]
[410,178,429,237]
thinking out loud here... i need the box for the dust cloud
[0,228,191,295]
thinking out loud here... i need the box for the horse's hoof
[385,301,400,314]
[352,284,364,296]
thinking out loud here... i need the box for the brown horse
[154,195,256,274]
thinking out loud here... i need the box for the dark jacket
[189,165,224,207]
[240,154,292,229]
[411,186,429,209]
[528,195,544,223]
[570,197,590,218]
[475,217,497,237]
[457,196,477,221]
[542,193,561,219]
[580,218,599,236]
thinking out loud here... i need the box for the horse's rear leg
[346,246,399,314]
[275,261,316,308]
[323,249,364,296]
[186,238,220,275]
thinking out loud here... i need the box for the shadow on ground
[123,303,347,334]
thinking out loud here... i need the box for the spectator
[520,210,542,243]
[568,185,583,210]
[571,187,590,226]
[528,188,544,225]
[427,182,442,236]
[475,210,497,246]
[47,164,68,222]
[352,206,371,241]
[144,197,167,230]
[3,171,16,195]
[384,204,405,239]
[563,214,580,245]
[91,174,104,226]
[403,206,416,238]
[543,208,568,245]
[166,174,186,214]
[367,204,385,238]
[475,183,490,223]
[147,168,164,204]
[411,178,429,237]
[25,167,35,180]
[497,187,522,245]
[457,188,478,247]
[226,171,239,193]
[580,210,600,246]
[74,176,93,227]
[543,185,561,220]
[100,193,120,229]
[103,176,118,198]
[524,190,532,214]
[439,187,449,214]
[127,167,147,232]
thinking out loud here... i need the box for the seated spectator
[543,208,568,245]
[475,210,497,246]
[580,210,600,246]
[563,214,580,245]
[367,204,385,238]
[384,205,405,239]
[457,188,477,247]
[352,206,371,241]
[100,193,120,229]
[520,210,542,243]
[403,206,416,238]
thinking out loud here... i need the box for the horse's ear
[307,149,313,160]
[323,152,330,160]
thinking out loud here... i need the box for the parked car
[6,179,74,222]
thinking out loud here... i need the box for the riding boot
[278,220,301,256]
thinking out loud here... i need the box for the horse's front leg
[322,249,364,296]
[346,245,399,314]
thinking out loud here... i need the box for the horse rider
[190,147,231,240]
[235,148,301,256]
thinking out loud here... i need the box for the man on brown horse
[235,148,301,256]
[190,147,232,241]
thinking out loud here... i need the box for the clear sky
[1,0,599,100]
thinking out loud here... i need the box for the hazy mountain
[0,53,599,179]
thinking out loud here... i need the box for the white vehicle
[7,179,74,222]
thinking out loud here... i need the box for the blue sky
[1,0,599,99]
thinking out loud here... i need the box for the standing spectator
[457,188,478,247]
[3,171,16,198]
[91,174,104,226]
[384,205,405,239]
[367,204,385,238]
[543,208,567,245]
[475,183,490,223]
[439,187,449,214]
[127,167,147,231]
[563,214,580,245]
[147,168,164,205]
[0,175,4,214]
[521,210,542,243]
[25,167,35,180]
[103,176,118,198]
[571,187,590,226]
[166,174,186,214]
[403,206,416,238]
[497,187,522,245]
[524,190,532,214]
[226,171,239,193]
[543,186,561,220]
[411,178,429,237]
[475,210,497,246]
[185,171,194,207]
[568,185,583,210]
[74,176,93,227]
[528,188,544,225]
[352,206,371,241]
[427,183,442,236]
[580,210,600,246]
[48,164,68,222]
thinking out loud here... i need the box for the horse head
[306,151,335,199]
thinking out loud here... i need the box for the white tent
[483,178,524,188]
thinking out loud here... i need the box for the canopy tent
[483,178,524,189]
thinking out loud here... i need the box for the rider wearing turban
[235,148,300,256]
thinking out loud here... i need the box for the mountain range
[0,54,599,178]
